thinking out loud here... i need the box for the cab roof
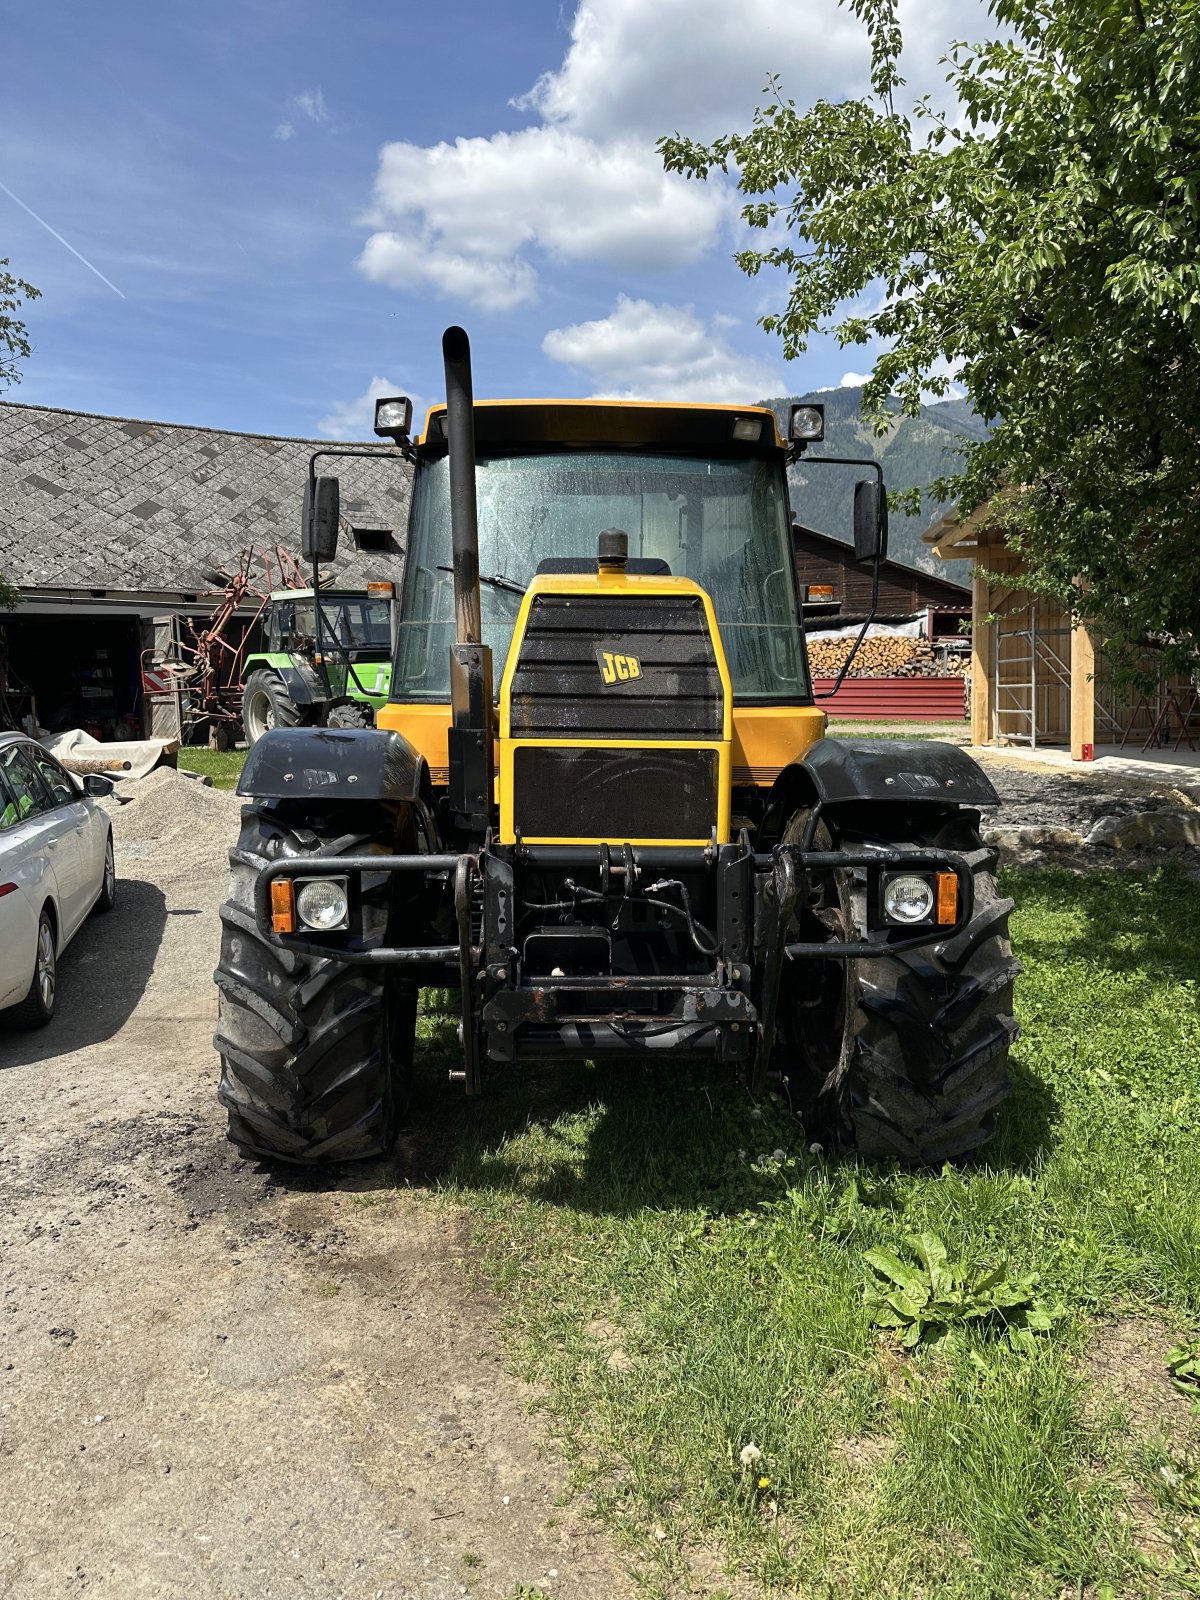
[415,399,786,457]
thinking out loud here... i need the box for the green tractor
[241,587,395,746]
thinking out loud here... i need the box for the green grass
[409,866,1200,1598]
[177,747,248,790]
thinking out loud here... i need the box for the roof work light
[373,396,413,440]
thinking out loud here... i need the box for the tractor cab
[265,588,391,665]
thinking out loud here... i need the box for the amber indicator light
[271,879,296,934]
[936,871,958,925]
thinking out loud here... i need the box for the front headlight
[882,874,935,925]
[295,877,350,932]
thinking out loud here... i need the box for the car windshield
[394,450,809,702]
[294,597,391,652]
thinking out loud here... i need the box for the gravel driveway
[0,772,632,1600]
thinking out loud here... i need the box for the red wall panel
[812,677,967,720]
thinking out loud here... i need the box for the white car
[0,733,116,1027]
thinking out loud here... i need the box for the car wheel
[10,908,57,1028]
[95,834,116,914]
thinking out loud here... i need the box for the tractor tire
[242,670,304,748]
[326,699,375,731]
[775,809,1019,1166]
[212,804,416,1163]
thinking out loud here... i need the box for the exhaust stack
[441,326,494,825]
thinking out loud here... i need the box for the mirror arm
[304,445,402,701]
[796,455,886,703]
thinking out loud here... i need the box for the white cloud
[515,0,866,141]
[543,296,783,401]
[356,0,998,314]
[291,89,330,126]
[316,375,406,441]
[274,87,332,142]
[515,0,989,143]
[840,371,871,387]
[358,129,729,313]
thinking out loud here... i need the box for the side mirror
[853,478,888,564]
[302,475,341,562]
[82,773,115,797]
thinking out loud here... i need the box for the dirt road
[0,774,631,1600]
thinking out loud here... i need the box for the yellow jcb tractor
[213,328,1017,1166]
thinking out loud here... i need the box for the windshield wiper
[436,565,526,596]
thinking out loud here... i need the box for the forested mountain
[760,387,989,587]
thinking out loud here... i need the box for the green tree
[0,259,38,608]
[661,0,1200,675]
[1,259,39,390]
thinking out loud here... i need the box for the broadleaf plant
[1167,1340,1200,1411]
[863,1232,1063,1352]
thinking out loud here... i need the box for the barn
[0,401,411,742]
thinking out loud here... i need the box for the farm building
[924,504,1199,757]
[793,522,969,632]
[793,522,970,722]
[0,401,412,741]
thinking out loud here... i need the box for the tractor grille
[508,593,722,740]
[512,747,718,840]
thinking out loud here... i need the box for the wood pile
[808,634,963,679]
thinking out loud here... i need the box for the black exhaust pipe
[441,326,494,826]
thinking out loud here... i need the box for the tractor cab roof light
[789,403,825,444]
[730,416,764,442]
[373,396,413,440]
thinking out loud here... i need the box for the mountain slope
[761,387,986,587]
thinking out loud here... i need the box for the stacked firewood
[808,634,962,679]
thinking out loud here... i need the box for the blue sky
[1,0,986,440]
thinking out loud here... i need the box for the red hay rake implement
[140,545,308,748]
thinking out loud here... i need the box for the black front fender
[237,727,427,802]
[762,737,998,841]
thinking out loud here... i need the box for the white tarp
[806,619,925,641]
[44,728,181,783]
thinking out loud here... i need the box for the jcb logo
[597,648,642,685]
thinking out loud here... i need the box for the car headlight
[882,874,936,925]
[295,877,350,932]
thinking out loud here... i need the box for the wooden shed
[923,504,1195,757]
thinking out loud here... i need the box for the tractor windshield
[394,451,810,703]
[293,596,391,656]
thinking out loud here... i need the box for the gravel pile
[983,766,1171,833]
[103,767,241,887]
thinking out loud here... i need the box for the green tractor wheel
[242,669,304,747]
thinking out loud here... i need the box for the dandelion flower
[758,1476,771,1490]
[809,1141,823,1156]
[771,1148,786,1162]
[739,1442,762,1467]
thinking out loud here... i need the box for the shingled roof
[0,401,413,593]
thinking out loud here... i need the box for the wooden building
[793,524,970,636]
[922,504,1192,757]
